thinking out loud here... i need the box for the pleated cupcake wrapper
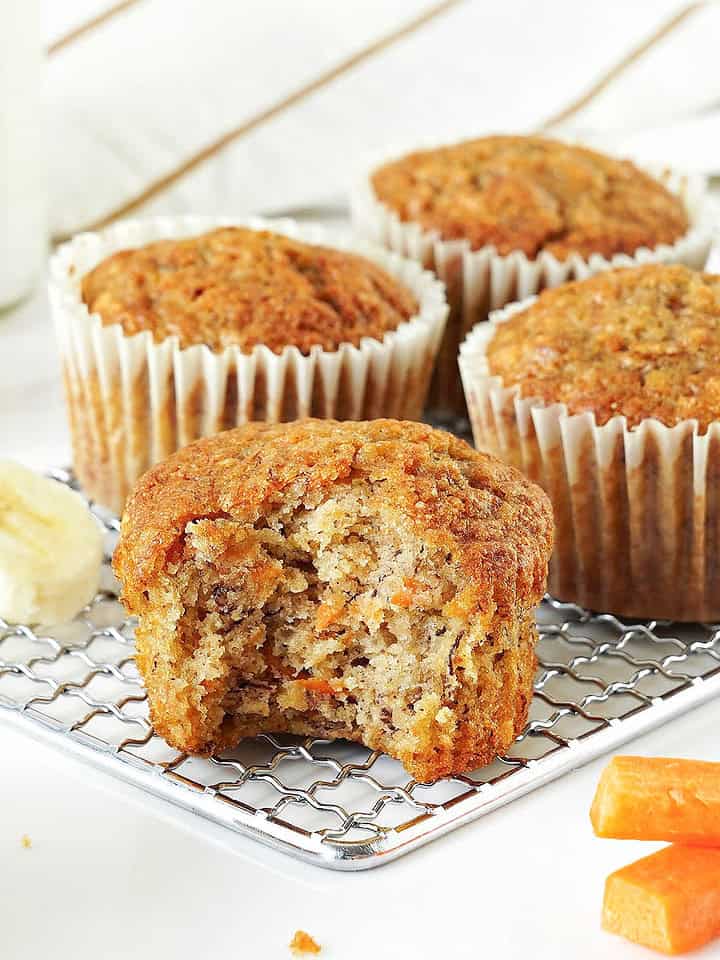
[351,159,715,414]
[49,215,448,514]
[459,305,720,622]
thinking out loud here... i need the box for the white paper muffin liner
[351,155,715,415]
[49,215,448,514]
[459,299,720,622]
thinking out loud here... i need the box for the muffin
[113,419,554,781]
[352,135,712,416]
[50,217,448,514]
[460,264,720,621]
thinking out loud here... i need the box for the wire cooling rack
[2,469,720,870]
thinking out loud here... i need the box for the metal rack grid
[2,469,720,870]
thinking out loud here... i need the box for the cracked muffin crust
[487,264,720,430]
[114,418,553,781]
[371,136,689,260]
[81,226,418,353]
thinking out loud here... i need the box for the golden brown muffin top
[81,227,418,354]
[371,136,688,260]
[486,265,720,430]
[114,419,553,617]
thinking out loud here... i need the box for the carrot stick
[603,844,720,954]
[591,756,720,845]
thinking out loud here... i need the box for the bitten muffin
[51,219,448,514]
[461,264,720,621]
[114,419,553,781]
[353,136,710,416]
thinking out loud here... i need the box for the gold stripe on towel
[540,2,704,131]
[51,0,465,242]
[47,0,143,56]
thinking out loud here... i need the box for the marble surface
[3,2,720,957]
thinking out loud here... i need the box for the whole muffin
[461,264,720,621]
[51,218,448,514]
[114,419,553,781]
[353,135,711,416]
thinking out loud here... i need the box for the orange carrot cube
[591,756,720,845]
[603,844,720,954]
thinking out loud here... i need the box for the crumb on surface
[290,930,321,955]
[21,834,31,849]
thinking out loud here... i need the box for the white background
[3,2,720,957]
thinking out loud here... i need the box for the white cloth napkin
[45,0,720,238]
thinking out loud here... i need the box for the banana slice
[0,462,104,625]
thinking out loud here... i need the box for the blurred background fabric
[44,0,720,241]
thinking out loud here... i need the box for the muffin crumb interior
[140,480,513,779]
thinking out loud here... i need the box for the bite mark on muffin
[114,419,553,780]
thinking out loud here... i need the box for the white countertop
[3,701,719,959]
[3,2,720,957]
